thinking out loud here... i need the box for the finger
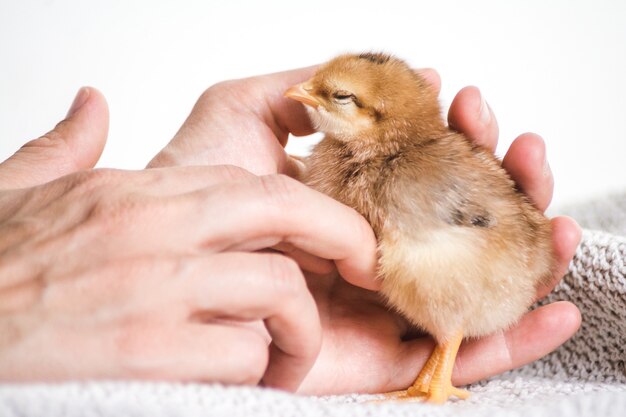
[38,253,320,390]
[448,86,499,152]
[156,324,270,385]
[2,164,253,224]
[271,243,336,275]
[255,66,319,140]
[97,174,377,289]
[101,315,271,384]
[452,301,581,386]
[502,133,554,211]
[0,166,256,288]
[535,216,582,300]
[107,165,256,198]
[6,173,378,291]
[0,165,252,247]
[174,252,322,391]
[148,66,318,174]
[0,87,109,190]
[185,175,379,290]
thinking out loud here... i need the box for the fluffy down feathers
[294,52,553,343]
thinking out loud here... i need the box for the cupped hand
[151,66,582,394]
[0,88,377,391]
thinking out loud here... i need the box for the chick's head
[285,53,444,141]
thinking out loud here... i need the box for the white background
[1,0,625,209]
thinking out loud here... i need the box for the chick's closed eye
[332,91,356,103]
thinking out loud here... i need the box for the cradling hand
[0,88,376,391]
[150,66,582,394]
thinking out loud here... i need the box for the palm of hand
[301,274,416,394]
[150,68,581,395]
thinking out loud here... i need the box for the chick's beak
[284,82,320,109]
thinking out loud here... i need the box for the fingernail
[478,91,491,125]
[66,87,90,118]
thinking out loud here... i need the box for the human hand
[0,88,376,391]
[150,66,582,394]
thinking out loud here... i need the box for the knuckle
[21,133,59,151]
[205,79,238,93]
[25,128,66,150]
[199,77,265,112]
[200,80,240,104]
[16,131,77,172]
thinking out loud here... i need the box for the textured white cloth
[1,193,625,416]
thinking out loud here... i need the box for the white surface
[1,0,625,208]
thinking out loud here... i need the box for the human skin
[149,67,582,394]
[0,67,581,394]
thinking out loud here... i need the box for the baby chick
[285,53,554,403]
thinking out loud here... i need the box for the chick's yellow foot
[387,330,469,404]
[424,381,470,404]
[373,331,469,404]
[375,341,441,403]
[408,343,441,395]
[419,330,469,403]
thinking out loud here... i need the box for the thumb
[0,86,109,190]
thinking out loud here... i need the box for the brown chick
[285,52,554,403]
